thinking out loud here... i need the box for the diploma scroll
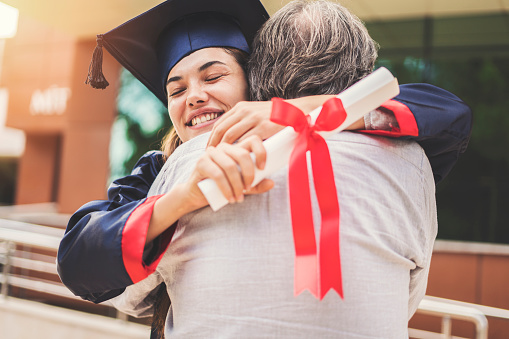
[198,67,400,211]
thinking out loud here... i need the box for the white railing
[412,296,488,338]
[411,295,509,338]
[0,218,127,319]
[3,217,509,338]
[0,217,150,339]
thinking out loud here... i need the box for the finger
[239,135,266,170]
[208,123,227,147]
[220,120,258,144]
[244,179,274,195]
[219,144,256,191]
[236,122,285,144]
[208,146,246,202]
[208,109,244,146]
[195,152,237,203]
[217,107,263,144]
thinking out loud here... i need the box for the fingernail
[237,194,244,202]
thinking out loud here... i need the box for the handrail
[423,295,509,320]
[0,218,125,318]
[417,296,488,338]
[0,227,61,250]
[414,295,509,338]
[3,217,509,336]
[0,217,64,243]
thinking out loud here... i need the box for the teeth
[190,113,219,126]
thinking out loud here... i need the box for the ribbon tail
[311,136,343,300]
[294,254,319,298]
[289,133,319,298]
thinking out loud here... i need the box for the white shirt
[113,131,437,339]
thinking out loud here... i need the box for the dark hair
[248,0,378,101]
[151,283,171,339]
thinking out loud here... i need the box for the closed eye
[169,88,186,97]
[206,75,224,82]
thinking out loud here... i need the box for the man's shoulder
[328,131,429,173]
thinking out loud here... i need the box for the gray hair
[248,0,379,101]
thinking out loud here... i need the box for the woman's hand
[208,101,283,146]
[207,95,365,147]
[186,135,274,207]
[146,136,273,244]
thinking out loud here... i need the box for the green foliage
[109,69,171,181]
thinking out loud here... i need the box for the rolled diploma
[198,67,400,211]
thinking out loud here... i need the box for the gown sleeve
[360,83,473,183]
[57,151,175,303]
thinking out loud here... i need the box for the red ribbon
[270,97,346,300]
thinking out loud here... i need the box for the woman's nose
[186,84,208,107]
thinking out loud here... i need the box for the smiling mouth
[187,112,222,127]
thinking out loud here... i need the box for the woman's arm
[57,151,168,303]
[208,84,472,184]
[207,96,338,146]
[145,136,273,243]
[58,139,273,302]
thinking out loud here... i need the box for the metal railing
[0,219,63,297]
[0,218,127,319]
[3,217,509,338]
[412,295,509,338]
[412,296,488,338]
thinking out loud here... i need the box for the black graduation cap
[86,0,269,106]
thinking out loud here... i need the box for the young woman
[57,0,273,302]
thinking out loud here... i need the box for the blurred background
[0,0,508,338]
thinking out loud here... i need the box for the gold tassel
[85,35,110,89]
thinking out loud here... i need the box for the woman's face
[166,48,249,143]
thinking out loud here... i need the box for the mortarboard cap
[86,0,269,106]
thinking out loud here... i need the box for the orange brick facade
[411,246,509,337]
[2,16,120,213]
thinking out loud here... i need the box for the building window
[368,13,509,243]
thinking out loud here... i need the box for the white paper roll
[198,67,400,211]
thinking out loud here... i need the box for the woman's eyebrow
[199,61,227,72]
[166,61,227,86]
[166,76,182,86]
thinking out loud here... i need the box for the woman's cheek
[167,101,182,124]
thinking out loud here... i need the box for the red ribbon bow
[270,97,346,300]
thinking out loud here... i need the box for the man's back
[118,131,436,338]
